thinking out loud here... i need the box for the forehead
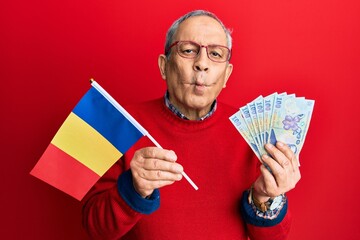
[174,16,227,45]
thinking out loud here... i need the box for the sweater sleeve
[117,169,160,214]
[240,190,292,240]
[81,160,159,239]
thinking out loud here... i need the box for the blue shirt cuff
[240,190,287,227]
[117,169,160,214]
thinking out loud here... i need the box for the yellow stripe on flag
[51,112,122,176]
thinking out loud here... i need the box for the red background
[2,0,359,239]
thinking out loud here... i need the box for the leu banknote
[230,92,314,165]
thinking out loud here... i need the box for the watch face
[269,195,283,210]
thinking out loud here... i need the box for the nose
[193,47,209,72]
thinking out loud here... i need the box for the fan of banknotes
[230,92,314,164]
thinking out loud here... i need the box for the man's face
[159,16,233,120]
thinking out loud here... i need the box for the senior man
[82,10,300,240]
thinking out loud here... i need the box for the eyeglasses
[166,41,231,63]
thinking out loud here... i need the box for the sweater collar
[164,91,217,121]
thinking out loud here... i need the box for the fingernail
[262,155,269,161]
[277,141,284,147]
[177,165,184,173]
[168,151,177,161]
[265,143,273,149]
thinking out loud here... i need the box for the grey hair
[164,10,233,58]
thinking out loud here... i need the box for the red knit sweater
[82,98,291,240]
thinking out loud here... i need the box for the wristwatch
[250,188,284,212]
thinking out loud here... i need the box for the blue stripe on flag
[72,87,144,153]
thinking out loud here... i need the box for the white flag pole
[90,79,198,191]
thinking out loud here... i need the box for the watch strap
[252,194,269,212]
[249,186,283,212]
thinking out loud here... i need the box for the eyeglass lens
[177,42,229,62]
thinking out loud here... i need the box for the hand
[130,147,183,198]
[252,141,301,202]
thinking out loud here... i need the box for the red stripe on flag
[30,144,100,200]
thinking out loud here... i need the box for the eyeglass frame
[165,40,232,63]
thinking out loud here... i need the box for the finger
[143,159,183,173]
[276,141,299,168]
[261,154,292,191]
[259,164,278,197]
[260,164,276,186]
[261,152,301,194]
[261,154,284,177]
[139,179,178,191]
[132,147,179,171]
[264,143,290,169]
[151,180,178,189]
[135,178,178,197]
[141,147,178,162]
[139,169,183,181]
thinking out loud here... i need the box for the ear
[222,63,233,88]
[158,54,167,80]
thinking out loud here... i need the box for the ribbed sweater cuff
[240,190,287,227]
[117,169,160,214]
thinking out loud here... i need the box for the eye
[183,48,197,54]
[208,46,228,61]
[178,42,199,57]
[209,51,222,58]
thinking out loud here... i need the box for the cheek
[167,57,194,78]
[210,71,228,87]
[212,84,225,99]
[167,66,193,86]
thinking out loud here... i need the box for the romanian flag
[30,80,147,200]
